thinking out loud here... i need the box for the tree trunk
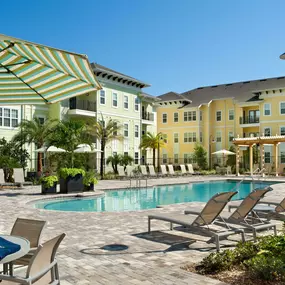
[152,148,155,167]
[100,141,105,180]
[37,152,42,173]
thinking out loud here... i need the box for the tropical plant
[120,154,134,171]
[87,117,122,179]
[49,119,91,168]
[139,132,165,168]
[40,175,58,188]
[58,168,86,179]
[12,117,57,172]
[83,171,98,186]
[106,154,122,174]
[193,143,207,170]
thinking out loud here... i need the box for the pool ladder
[129,175,148,189]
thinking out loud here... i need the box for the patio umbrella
[212,149,235,166]
[0,34,101,105]
[34,146,66,152]
[74,144,101,153]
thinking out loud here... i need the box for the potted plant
[40,175,58,194]
[83,171,98,191]
[58,168,85,193]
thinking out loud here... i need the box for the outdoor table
[0,235,30,275]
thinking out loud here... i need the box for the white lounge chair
[117,166,126,180]
[148,165,158,178]
[180,165,188,176]
[0,169,15,186]
[187,164,195,175]
[167,165,178,176]
[13,168,33,186]
[126,165,135,178]
[160,165,168,177]
[140,165,148,177]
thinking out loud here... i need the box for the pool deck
[1,175,285,285]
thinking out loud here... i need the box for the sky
[2,0,285,96]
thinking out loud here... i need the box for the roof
[158,91,187,101]
[91,63,150,89]
[140,92,161,102]
[181,76,285,107]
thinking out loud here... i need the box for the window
[264,103,271,116]
[264,127,271,137]
[173,154,178,164]
[228,110,234,121]
[281,127,285,136]
[112,92,118,107]
[100,90,105,104]
[134,125,139,138]
[38,117,45,125]
[163,134,167,143]
[124,152,128,156]
[134,97,139,111]
[216,111,222,121]
[229,131,234,142]
[199,111,203,121]
[162,113,167,123]
[200,132,203,143]
[183,111,196,121]
[124,123,128,137]
[265,152,271,163]
[174,133,179,143]
[0,108,19,128]
[162,153,167,164]
[183,153,191,163]
[281,152,285,163]
[134,152,139,164]
[173,112,178,122]
[113,122,118,136]
[124,95,128,109]
[184,132,196,143]
[216,131,222,142]
[113,152,117,156]
[280,102,285,115]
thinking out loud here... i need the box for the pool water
[34,180,277,212]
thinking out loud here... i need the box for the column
[260,144,265,177]
[249,144,253,176]
[236,145,240,176]
[275,143,279,177]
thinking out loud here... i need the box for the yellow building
[156,76,285,172]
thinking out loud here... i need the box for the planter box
[84,183,94,191]
[41,182,57,194]
[60,174,84,193]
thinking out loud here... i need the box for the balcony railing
[239,116,259,124]
[69,98,96,112]
[142,112,154,121]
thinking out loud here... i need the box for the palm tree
[48,119,91,168]
[88,117,122,179]
[139,132,165,168]
[12,117,57,172]
[106,154,122,174]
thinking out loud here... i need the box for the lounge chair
[0,233,65,284]
[140,165,149,177]
[148,165,158,178]
[13,168,33,186]
[10,218,46,269]
[187,164,199,175]
[167,165,178,176]
[0,169,15,187]
[185,188,277,241]
[148,191,245,251]
[180,165,189,176]
[117,166,126,180]
[226,166,232,175]
[160,165,168,177]
[126,165,135,178]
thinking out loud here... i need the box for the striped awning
[0,34,101,104]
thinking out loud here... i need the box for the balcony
[142,112,154,124]
[68,98,97,117]
[239,116,260,127]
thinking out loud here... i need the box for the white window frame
[174,153,179,164]
[264,127,271,137]
[134,152,139,164]
[265,152,271,163]
[281,152,285,163]
[264,103,271,116]
[228,109,234,121]
[162,113,167,124]
[134,97,140,112]
[162,153,168,164]
[200,131,203,143]
[112,92,118,108]
[123,95,129,109]
[123,123,129,137]
[173,112,178,123]
[216,131,222,142]
[280,102,285,115]
[99,89,106,105]
[199,110,202,121]
[216,111,222,122]
[173,133,179,143]
[281,126,285,136]
[228,131,234,142]
[134,124,139,138]
[0,107,20,128]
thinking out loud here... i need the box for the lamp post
[209,135,216,169]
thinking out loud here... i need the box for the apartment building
[0,63,158,171]
[156,76,285,168]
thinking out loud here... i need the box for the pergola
[232,135,285,176]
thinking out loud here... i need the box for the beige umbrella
[212,149,235,166]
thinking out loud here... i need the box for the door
[249,110,259,123]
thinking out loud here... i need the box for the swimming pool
[34,180,277,212]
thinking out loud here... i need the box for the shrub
[193,143,207,170]
[58,168,86,179]
[234,241,259,264]
[83,171,98,186]
[40,176,58,188]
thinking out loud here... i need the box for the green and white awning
[0,34,101,104]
